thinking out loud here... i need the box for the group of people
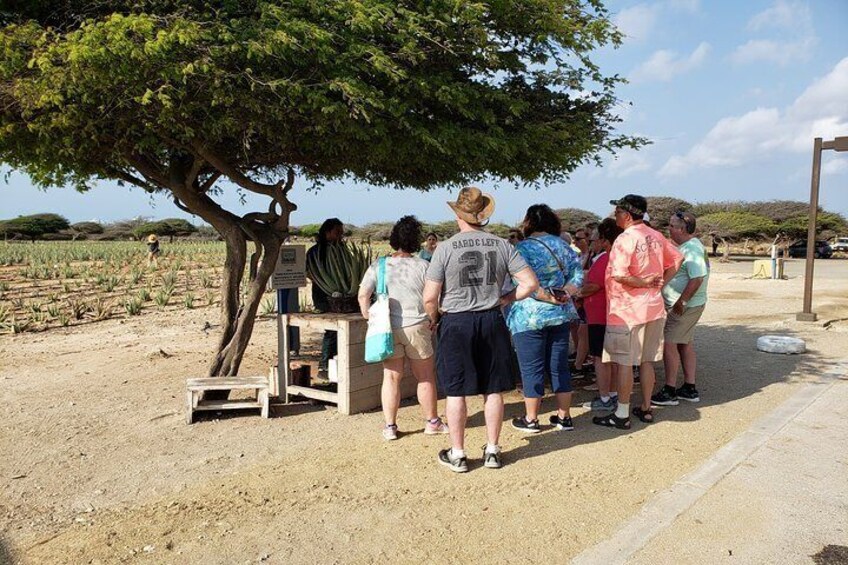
[317,188,709,473]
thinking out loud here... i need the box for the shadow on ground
[469,323,825,464]
[1,534,17,565]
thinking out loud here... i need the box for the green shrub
[555,208,601,233]
[0,213,70,241]
[645,197,693,230]
[698,212,777,240]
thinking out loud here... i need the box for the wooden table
[277,312,417,414]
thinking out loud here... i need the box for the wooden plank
[187,378,268,391]
[345,320,368,345]
[186,376,268,385]
[195,400,263,411]
[344,384,382,415]
[186,390,195,424]
[259,389,270,419]
[337,320,351,414]
[284,316,340,334]
[347,363,384,393]
[286,384,338,404]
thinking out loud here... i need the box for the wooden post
[277,288,290,400]
[797,138,822,322]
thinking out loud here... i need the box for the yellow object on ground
[752,259,784,279]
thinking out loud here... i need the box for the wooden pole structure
[797,136,847,322]
[796,138,822,322]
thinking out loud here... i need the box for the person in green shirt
[652,211,709,406]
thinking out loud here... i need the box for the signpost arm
[797,137,822,322]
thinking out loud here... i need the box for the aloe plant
[306,241,372,297]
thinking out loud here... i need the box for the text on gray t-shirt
[426,231,528,313]
[360,256,429,328]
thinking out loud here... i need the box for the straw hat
[147,234,158,243]
[447,186,495,226]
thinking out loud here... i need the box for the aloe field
[0,239,394,334]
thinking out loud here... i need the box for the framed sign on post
[271,245,307,290]
[271,245,307,400]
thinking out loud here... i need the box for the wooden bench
[185,376,270,424]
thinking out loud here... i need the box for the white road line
[571,358,848,565]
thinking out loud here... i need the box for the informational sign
[271,245,306,289]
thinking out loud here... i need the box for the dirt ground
[2,258,847,564]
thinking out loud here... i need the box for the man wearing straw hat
[424,187,539,472]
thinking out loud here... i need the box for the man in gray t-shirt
[426,231,528,313]
[424,187,538,473]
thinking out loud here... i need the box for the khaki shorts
[602,319,664,366]
[388,322,434,360]
[664,305,705,344]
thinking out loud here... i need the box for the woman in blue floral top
[507,204,583,433]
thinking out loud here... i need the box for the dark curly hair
[389,215,423,253]
[522,204,562,238]
[597,217,624,245]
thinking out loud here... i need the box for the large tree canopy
[0,1,642,377]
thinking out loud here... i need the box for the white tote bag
[364,257,394,363]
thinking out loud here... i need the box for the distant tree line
[0,214,215,242]
[3,199,845,243]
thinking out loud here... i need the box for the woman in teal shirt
[508,204,583,433]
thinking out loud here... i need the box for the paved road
[573,361,848,565]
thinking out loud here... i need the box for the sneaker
[438,449,468,473]
[482,446,502,469]
[549,414,574,431]
[511,417,541,433]
[651,386,679,406]
[583,396,617,411]
[676,385,700,403]
[382,424,398,441]
[424,417,449,435]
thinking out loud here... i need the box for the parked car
[787,239,833,258]
[831,237,848,253]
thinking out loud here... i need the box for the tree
[645,196,693,231]
[777,212,847,240]
[698,212,776,241]
[70,221,104,235]
[133,218,197,242]
[0,213,69,241]
[556,208,601,233]
[0,2,642,379]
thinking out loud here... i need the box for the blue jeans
[513,323,572,398]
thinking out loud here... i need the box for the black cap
[610,194,647,215]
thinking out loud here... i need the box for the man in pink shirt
[594,194,683,430]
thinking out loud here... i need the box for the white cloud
[822,158,848,176]
[607,149,652,178]
[660,57,848,177]
[732,0,816,67]
[747,0,812,33]
[630,42,711,83]
[731,37,816,66]
[614,4,659,43]
[613,0,700,43]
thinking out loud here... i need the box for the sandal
[592,412,631,430]
[632,406,654,423]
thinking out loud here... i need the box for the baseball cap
[610,194,647,215]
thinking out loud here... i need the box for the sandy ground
[2,258,848,564]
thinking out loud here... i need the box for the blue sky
[2,0,847,227]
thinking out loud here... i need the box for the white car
[831,237,848,253]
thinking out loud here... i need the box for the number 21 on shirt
[459,250,498,287]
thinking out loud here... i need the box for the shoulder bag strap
[376,256,388,295]
[527,237,566,274]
